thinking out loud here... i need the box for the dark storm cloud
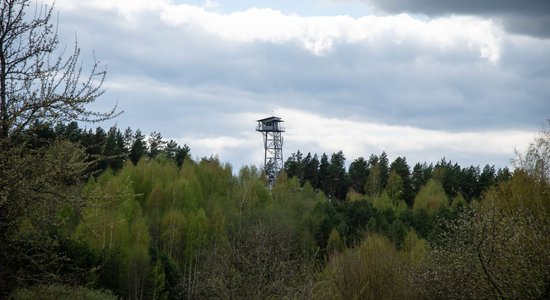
[364,0,550,38]
[366,0,550,15]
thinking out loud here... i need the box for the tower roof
[257,116,284,123]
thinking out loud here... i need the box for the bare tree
[0,0,119,296]
[0,0,118,139]
[513,120,550,182]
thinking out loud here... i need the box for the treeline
[4,121,550,299]
[283,150,512,253]
[4,119,549,299]
[22,121,190,173]
[284,150,511,203]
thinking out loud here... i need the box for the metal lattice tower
[256,116,285,185]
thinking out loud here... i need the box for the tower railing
[256,123,285,132]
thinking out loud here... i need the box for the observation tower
[256,116,285,185]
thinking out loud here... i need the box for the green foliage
[390,157,413,205]
[72,157,323,298]
[5,71,544,300]
[411,162,433,196]
[450,194,467,210]
[160,209,185,262]
[349,157,369,194]
[416,171,550,299]
[315,233,421,300]
[365,161,382,196]
[130,129,147,165]
[328,151,347,200]
[150,259,167,300]
[71,147,519,299]
[284,150,303,182]
[401,229,428,265]
[378,152,390,190]
[326,228,344,255]
[371,191,407,218]
[385,170,404,202]
[413,179,449,216]
[284,148,504,204]
[0,139,92,295]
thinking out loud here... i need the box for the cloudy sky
[51,0,549,169]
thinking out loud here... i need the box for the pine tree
[148,131,166,159]
[130,129,147,165]
[349,157,369,194]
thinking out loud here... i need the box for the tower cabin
[256,116,285,132]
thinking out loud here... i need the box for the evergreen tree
[433,159,462,198]
[130,129,147,165]
[123,127,134,150]
[328,151,347,200]
[478,164,496,194]
[411,162,432,196]
[302,153,319,188]
[461,165,480,200]
[63,121,82,142]
[284,150,303,181]
[90,127,107,159]
[349,157,369,194]
[148,131,166,159]
[495,167,511,183]
[175,144,190,167]
[379,151,390,189]
[165,140,178,161]
[319,153,330,196]
[368,153,379,167]
[104,126,125,171]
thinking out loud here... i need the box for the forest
[1,1,549,299]
[3,120,549,300]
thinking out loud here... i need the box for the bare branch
[0,0,120,139]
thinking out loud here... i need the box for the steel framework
[256,116,284,185]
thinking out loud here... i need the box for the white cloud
[56,0,165,19]
[183,134,263,167]
[104,75,184,96]
[203,0,219,10]
[55,0,503,61]
[159,5,502,61]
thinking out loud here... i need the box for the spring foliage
[4,0,548,298]
[5,137,549,299]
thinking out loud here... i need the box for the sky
[49,0,550,170]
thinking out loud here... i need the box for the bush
[315,233,421,299]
